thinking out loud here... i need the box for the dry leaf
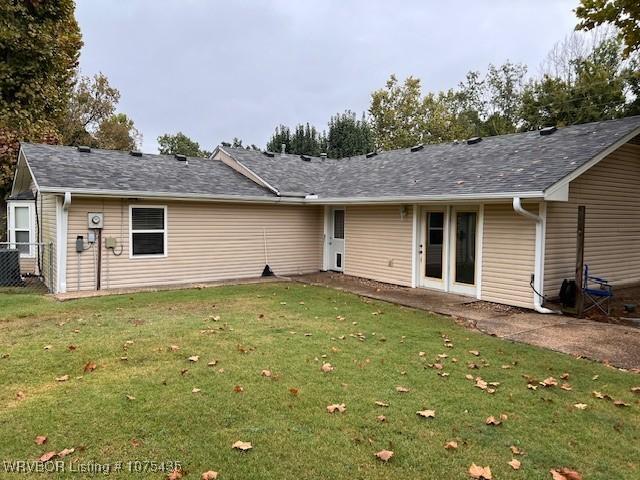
[55,375,69,382]
[560,383,572,391]
[44,345,52,350]
[207,360,217,367]
[485,416,501,426]
[35,436,47,445]
[192,387,201,394]
[541,377,558,387]
[468,463,492,479]
[321,363,334,373]
[326,403,346,413]
[375,401,389,407]
[561,373,570,380]
[83,361,97,373]
[375,450,393,462]
[16,391,26,400]
[57,448,74,458]
[67,344,77,351]
[188,355,199,362]
[510,445,523,455]
[201,471,218,480]
[416,409,435,418]
[39,451,56,462]
[232,440,252,451]
[167,469,183,480]
[475,378,488,390]
[126,395,136,401]
[444,441,458,450]
[508,458,521,470]
[289,387,299,396]
[573,403,588,410]
[376,415,386,422]
[261,369,272,377]
[550,468,583,480]
[233,385,244,393]
[469,350,480,356]
[613,400,629,407]
[395,386,410,393]
[630,386,640,394]
[169,345,180,352]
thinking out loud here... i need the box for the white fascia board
[217,147,281,195]
[10,148,40,197]
[543,125,640,200]
[303,191,545,205]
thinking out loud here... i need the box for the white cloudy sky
[76,0,580,153]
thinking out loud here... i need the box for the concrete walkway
[293,272,640,370]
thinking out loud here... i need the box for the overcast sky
[76,0,579,153]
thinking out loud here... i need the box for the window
[425,212,444,279]
[8,203,34,257]
[130,206,166,257]
[333,209,344,239]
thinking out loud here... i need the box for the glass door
[425,212,444,279]
[454,211,477,286]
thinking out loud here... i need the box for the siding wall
[545,143,640,296]
[344,205,413,287]
[39,193,57,291]
[65,199,323,291]
[481,203,536,308]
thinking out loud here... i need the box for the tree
[157,132,209,157]
[0,0,82,239]
[94,113,141,151]
[266,125,292,153]
[369,75,427,150]
[576,0,640,56]
[221,138,259,150]
[326,111,375,158]
[266,123,326,155]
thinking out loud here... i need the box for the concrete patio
[293,272,640,370]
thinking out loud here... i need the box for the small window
[8,203,34,257]
[333,209,344,239]
[130,206,166,257]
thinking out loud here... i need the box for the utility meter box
[88,212,104,229]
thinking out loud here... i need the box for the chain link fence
[0,242,54,294]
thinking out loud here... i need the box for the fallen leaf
[16,391,26,400]
[289,387,299,396]
[508,458,521,470]
[375,401,389,407]
[376,415,386,422]
[613,400,629,407]
[475,378,488,390]
[416,409,435,418]
[321,363,334,373]
[233,385,244,393]
[469,463,492,479]
[44,345,52,350]
[232,440,252,451]
[83,361,97,373]
[55,375,69,382]
[192,387,201,394]
[35,436,47,445]
[510,446,524,455]
[541,377,558,387]
[573,403,588,410]
[261,369,272,377]
[212,315,221,321]
[550,468,583,480]
[560,383,572,391]
[169,345,180,352]
[444,441,458,450]
[485,416,501,426]
[395,386,410,393]
[326,403,346,413]
[67,344,77,351]
[201,471,218,480]
[188,355,199,362]
[39,451,56,462]
[469,350,480,356]
[57,448,74,458]
[126,395,136,401]
[631,386,640,394]
[561,373,570,380]
[375,450,393,462]
[167,469,183,480]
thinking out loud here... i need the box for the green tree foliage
[157,132,209,157]
[326,111,375,158]
[0,0,82,203]
[576,0,640,56]
[266,125,291,153]
[94,113,141,151]
[221,138,259,150]
[267,123,326,156]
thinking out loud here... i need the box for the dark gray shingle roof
[21,144,275,198]
[224,115,640,199]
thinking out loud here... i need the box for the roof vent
[320,153,327,160]
[174,154,187,162]
[365,151,378,158]
[129,150,143,157]
[466,137,482,145]
[262,151,275,158]
[410,144,424,152]
[300,154,311,162]
[77,145,91,153]
[539,126,557,136]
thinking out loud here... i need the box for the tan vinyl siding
[66,199,323,291]
[39,193,57,291]
[344,205,413,287]
[481,203,536,308]
[545,143,640,296]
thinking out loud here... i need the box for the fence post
[48,242,54,293]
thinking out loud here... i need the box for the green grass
[0,283,638,479]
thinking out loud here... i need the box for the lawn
[0,282,638,480]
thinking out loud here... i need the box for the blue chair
[583,265,613,315]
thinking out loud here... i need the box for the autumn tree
[94,114,141,151]
[576,0,640,56]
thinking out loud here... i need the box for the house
[5,116,640,310]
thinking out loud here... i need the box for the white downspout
[57,192,71,293]
[512,197,557,314]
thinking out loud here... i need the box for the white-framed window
[7,201,35,257]
[129,205,167,258]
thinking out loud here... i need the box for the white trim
[6,200,36,258]
[476,204,484,300]
[322,206,331,271]
[327,207,345,272]
[217,147,281,195]
[448,207,480,297]
[411,205,419,288]
[543,125,640,200]
[56,193,70,294]
[128,205,168,259]
[419,207,447,290]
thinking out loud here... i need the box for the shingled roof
[18,115,640,203]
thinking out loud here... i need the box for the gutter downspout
[57,192,71,293]
[512,197,558,314]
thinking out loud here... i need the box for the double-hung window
[8,202,34,257]
[130,206,167,257]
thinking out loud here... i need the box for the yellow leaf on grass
[508,458,521,470]
[444,441,458,450]
[416,409,435,418]
[468,463,492,479]
[375,450,393,462]
[201,471,218,480]
[326,403,346,413]
[232,441,252,451]
[321,363,334,373]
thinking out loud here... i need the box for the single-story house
[5,115,640,311]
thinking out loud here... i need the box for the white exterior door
[420,208,448,289]
[448,208,479,296]
[328,208,345,271]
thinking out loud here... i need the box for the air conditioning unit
[0,249,23,286]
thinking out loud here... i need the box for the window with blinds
[130,207,166,256]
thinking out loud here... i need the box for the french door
[449,208,478,296]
